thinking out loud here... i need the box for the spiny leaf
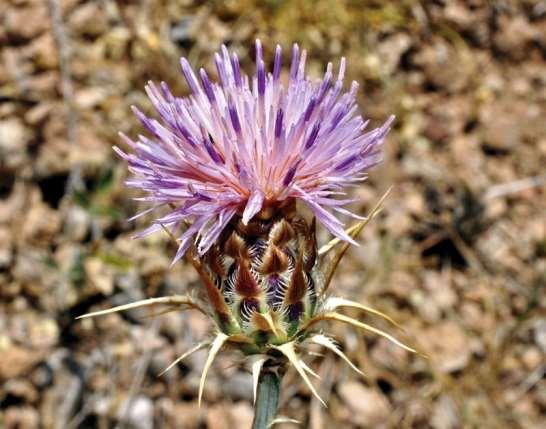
[320,187,392,295]
[76,295,206,319]
[159,340,210,376]
[251,356,268,404]
[272,342,326,407]
[305,312,417,354]
[199,333,228,407]
[310,334,364,377]
[323,296,401,329]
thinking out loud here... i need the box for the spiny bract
[79,40,415,406]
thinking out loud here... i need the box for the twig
[116,318,160,429]
[484,175,546,200]
[55,369,84,429]
[47,0,82,194]
[511,364,545,401]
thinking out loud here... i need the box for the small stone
[29,33,58,69]
[424,271,458,312]
[424,321,471,373]
[0,227,13,268]
[41,369,83,428]
[69,127,111,169]
[26,71,59,98]
[222,371,253,401]
[521,347,542,370]
[3,406,40,429]
[534,319,546,352]
[75,87,108,109]
[171,401,203,428]
[479,101,521,151]
[21,195,62,245]
[493,16,539,59]
[384,206,412,236]
[129,325,165,352]
[4,4,49,40]
[3,379,39,403]
[24,102,53,125]
[377,33,412,76]
[68,2,108,37]
[93,396,113,417]
[0,118,32,169]
[28,316,59,349]
[103,27,131,60]
[158,312,184,341]
[0,344,45,380]
[117,395,154,429]
[444,1,474,29]
[405,190,426,216]
[371,337,409,371]
[30,364,54,389]
[206,403,232,429]
[170,16,195,46]
[338,381,392,427]
[12,248,49,291]
[431,394,460,429]
[229,402,254,428]
[84,257,115,295]
[414,40,474,93]
[64,206,90,242]
[485,198,507,220]
[35,142,69,177]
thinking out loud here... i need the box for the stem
[252,368,282,429]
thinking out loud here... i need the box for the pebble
[338,381,392,427]
[0,344,45,380]
[117,395,154,429]
[0,118,31,169]
[424,321,471,373]
[431,394,460,429]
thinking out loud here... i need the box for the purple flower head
[116,40,394,263]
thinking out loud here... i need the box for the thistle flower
[79,40,415,427]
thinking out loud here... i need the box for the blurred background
[1,0,545,428]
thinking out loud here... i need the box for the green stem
[252,368,282,429]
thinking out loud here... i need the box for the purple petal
[198,208,236,255]
[274,108,284,139]
[199,68,216,103]
[289,43,300,82]
[231,53,242,87]
[273,45,282,81]
[180,58,201,94]
[228,101,242,134]
[257,60,266,96]
[304,123,320,150]
[282,164,298,186]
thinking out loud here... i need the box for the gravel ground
[1,1,545,428]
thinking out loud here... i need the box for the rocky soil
[1,0,545,428]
